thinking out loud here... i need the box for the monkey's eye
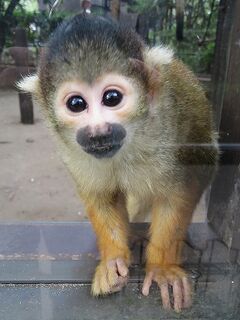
[102,90,123,107]
[66,96,87,113]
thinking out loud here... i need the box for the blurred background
[0,0,220,79]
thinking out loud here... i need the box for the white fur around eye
[16,74,39,93]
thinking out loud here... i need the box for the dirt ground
[0,89,206,222]
[0,89,85,221]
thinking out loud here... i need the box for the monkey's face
[54,73,141,159]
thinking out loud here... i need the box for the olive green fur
[22,15,218,202]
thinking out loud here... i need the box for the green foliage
[199,42,215,73]
[0,0,67,54]
[2,2,68,49]
[159,27,217,73]
[1,0,219,74]
[131,0,219,73]
[27,10,68,45]
[131,0,170,13]
[131,0,154,12]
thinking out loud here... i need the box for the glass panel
[0,1,239,319]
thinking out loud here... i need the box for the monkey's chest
[116,157,176,197]
[72,152,175,197]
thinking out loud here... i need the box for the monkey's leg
[142,192,197,312]
[85,196,130,296]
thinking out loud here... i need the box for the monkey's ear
[141,46,174,100]
[16,74,40,94]
[144,46,174,69]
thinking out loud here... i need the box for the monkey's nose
[89,122,113,138]
[76,123,126,159]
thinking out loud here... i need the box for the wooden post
[110,0,120,21]
[13,27,34,124]
[208,0,240,253]
[18,92,34,124]
[13,27,28,47]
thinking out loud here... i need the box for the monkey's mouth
[83,143,123,158]
[76,123,126,159]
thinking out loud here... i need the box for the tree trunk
[110,0,120,21]
[0,20,6,59]
[168,5,173,30]
[136,13,149,44]
[200,0,216,45]
[176,0,184,41]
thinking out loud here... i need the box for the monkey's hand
[91,257,129,296]
[142,264,192,312]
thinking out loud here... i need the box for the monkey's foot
[91,258,129,296]
[142,265,192,312]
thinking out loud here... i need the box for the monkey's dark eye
[102,90,123,107]
[66,96,87,113]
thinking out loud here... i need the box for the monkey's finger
[142,272,153,296]
[92,265,108,296]
[91,276,101,296]
[173,280,183,312]
[160,283,171,310]
[99,267,114,295]
[116,258,128,277]
[107,259,118,274]
[182,277,192,308]
[107,259,118,270]
[111,275,129,293]
[107,264,119,286]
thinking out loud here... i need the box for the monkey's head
[18,14,173,159]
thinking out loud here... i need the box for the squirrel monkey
[18,15,218,311]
